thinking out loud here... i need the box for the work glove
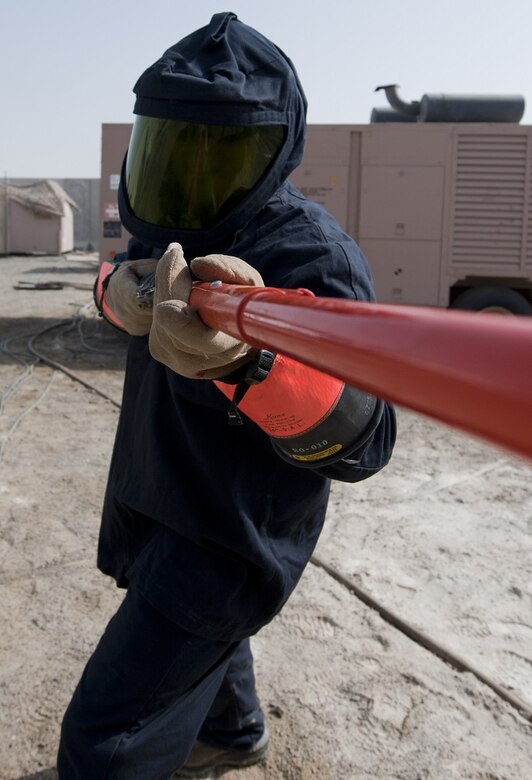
[104,259,158,336]
[149,242,263,379]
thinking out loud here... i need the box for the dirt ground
[1,252,531,780]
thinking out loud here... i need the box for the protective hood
[119,12,307,254]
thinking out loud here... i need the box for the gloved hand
[149,242,263,379]
[104,259,159,336]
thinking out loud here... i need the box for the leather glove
[104,259,158,336]
[149,242,263,379]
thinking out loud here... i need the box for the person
[58,12,396,779]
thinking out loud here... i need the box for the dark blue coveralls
[58,13,396,779]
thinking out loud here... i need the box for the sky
[2,0,532,179]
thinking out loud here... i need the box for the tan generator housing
[100,121,532,313]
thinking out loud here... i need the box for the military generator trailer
[100,118,532,314]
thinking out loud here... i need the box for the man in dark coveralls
[58,12,396,780]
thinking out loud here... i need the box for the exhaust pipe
[374,84,421,117]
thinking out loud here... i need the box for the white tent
[0,179,78,255]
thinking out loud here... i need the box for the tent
[0,179,78,255]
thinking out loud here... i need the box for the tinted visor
[125,116,285,230]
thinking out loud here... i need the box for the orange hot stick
[190,281,532,461]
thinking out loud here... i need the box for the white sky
[2,0,531,178]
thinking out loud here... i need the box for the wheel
[451,286,532,315]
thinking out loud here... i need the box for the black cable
[310,555,532,723]
[27,318,122,409]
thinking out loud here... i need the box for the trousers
[57,585,265,780]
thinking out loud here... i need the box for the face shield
[125,116,285,231]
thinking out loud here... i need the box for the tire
[451,286,532,315]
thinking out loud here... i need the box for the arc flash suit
[58,12,396,780]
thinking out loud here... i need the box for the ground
[0,253,531,780]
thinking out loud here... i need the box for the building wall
[8,199,62,254]
[99,124,132,262]
[62,179,100,251]
[7,178,100,252]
